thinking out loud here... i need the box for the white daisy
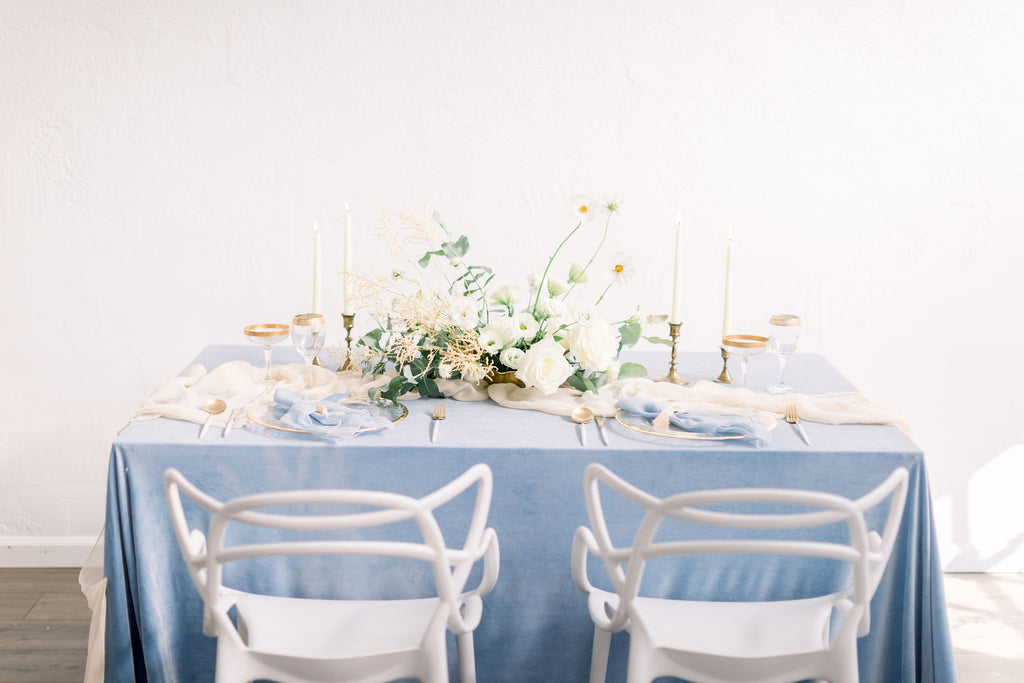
[608,251,634,285]
[569,195,599,223]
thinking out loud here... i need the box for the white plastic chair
[571,463,909,683]
[164,464,499,683]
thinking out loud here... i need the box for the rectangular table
[103,346,957,682]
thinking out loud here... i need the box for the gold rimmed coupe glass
[767,314,802,395]
[291,313,326,388]
[244,324,290,381]
[722,334,769,388]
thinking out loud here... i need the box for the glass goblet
[291,313,326,388]
[244,323,290,381]
[722,334,769,387]
[767,314,802,395]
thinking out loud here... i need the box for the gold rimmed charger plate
[614,409,747,441]
[249,397,408,435]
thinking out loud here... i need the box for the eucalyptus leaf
[419,376,442,398]
[643,336,673,347]
[565,373,589,393]
[617,362,647,379]
[618,322,641,347]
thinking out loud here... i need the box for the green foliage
[617,362,647,379]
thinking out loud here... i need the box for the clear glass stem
[304,359,313,388]
[262,345,273,381]
[776,355,789,389]
[741,357,750,387]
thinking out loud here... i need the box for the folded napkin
[616,397,771,446]
[270,388,394,444]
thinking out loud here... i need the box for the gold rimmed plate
[614,409,776,442]
[249,397,408,435]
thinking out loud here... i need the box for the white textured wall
[2,1,1022,570]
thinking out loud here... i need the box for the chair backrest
[577,464,909,637]
[164,464,496,636]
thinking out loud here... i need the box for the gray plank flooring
[0,568,88,683]
[0,567,1021,681]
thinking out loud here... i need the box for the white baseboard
[0,535,99,568]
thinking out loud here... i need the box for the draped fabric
[98,346,956,683]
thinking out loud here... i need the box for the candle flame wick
[344,202,350,212]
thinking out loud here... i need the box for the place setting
[129,199,905,451]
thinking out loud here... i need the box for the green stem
[594,283,613,306]
[562,212,612,300]
[530,220,583,314]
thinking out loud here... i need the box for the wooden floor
[1,568,1023,682]
[0,568,89,683]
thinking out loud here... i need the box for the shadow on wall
[942,444,1024,572]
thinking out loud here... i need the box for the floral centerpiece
[350,199,667,402]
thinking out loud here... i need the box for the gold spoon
[199,399,227,438]
[570,406,594,447]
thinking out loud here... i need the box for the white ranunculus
[573,304,601,327]
[480,316,518,348]
[499,347,525,370]
[604,361,621,381]
[450,298,479,330]
[477,329,504,354]
[512,311,540,340]
[461,363,487,383]
[546,278,568,297]
[490,284,522,307]
[516,338,574,395]
[566,322,619,373]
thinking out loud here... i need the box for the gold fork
[784,403,811,446]
[431,403,446,442]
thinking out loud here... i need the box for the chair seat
[233,592,446,660]
[628,592,838,659]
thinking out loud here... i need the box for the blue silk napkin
[615,397,770,446]
[271,388,394,443]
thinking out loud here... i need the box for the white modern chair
[164,464,500,683]
[571,463,909,683]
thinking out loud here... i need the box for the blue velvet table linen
[104,346,957,682]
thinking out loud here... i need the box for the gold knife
[595,416,610,446]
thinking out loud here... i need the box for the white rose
[499,347,525,370]
[566,322,619,372]
[512,311,540,340]
[516,339,574,394]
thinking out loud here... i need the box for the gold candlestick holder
[714,345,733,384]
[339,313,357,371]
[659,322,689,385]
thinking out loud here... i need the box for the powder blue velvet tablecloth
[104,346,956,682]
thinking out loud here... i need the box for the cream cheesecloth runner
[131,361,907,434]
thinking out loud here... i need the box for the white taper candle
[722,226,734,338]
[342,204,353,315]
[312,222,322,314]
[670,212,684,324]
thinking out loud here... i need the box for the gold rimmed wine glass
[291,313,326,388]
[244,323,290,381]
[767,314,802,395]
[722,334,769,388]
